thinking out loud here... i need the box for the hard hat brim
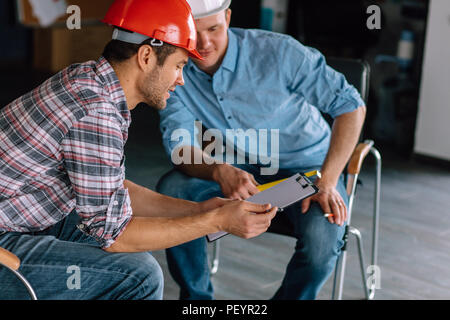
[189,49,204,60]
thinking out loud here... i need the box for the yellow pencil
[256,170,321,192]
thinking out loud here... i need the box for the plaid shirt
[0,57,132,248]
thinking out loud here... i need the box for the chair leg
[332,250,346,300]
[0,263,38,300]
[369,146,382,299]
[349,226,370,300]
[332,225,349,300]
[210,240,220,276]
[332,142,382,300]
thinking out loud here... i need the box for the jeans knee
[295,222,344,275]
[114,252,163,300]
[138,254,164,300]
[156,170,187,198]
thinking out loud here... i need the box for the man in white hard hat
[157,0,366,299]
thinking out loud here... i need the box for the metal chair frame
[209,140,381,300]
[0,246,38,300]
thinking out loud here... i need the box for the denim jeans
[0,211,163,300]
[156,164,348,300]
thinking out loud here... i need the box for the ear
[225,8,232,27]
[136,44,156,71]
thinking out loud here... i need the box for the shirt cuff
[76,187,133,249]
[327,87,365,119]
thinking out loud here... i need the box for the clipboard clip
[296,175,313,189]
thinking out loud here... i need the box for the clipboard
[206,173,319,242]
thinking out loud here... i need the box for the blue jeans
[0,211,163,300]
[156,164,348,300]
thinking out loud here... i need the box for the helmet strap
[112,28,164,47]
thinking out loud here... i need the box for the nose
[176,70,185,87]
[197,32,211,51]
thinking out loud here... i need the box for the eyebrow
[208,24,220,30]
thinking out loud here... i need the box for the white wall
[414,0,450,161]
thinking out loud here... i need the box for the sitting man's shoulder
[231,27,309,59]
[232,27,297,47]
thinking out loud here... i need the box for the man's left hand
[301,180,347,226]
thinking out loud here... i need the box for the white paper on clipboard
[206,173,319,242]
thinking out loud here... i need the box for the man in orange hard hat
[0,0,277,300]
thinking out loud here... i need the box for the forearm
[105,212,218,252]
[124,179,200,218]
[176,146,225,182]
[320,106,366,186]
[105,198,276,253]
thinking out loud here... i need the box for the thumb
[301,198,311,214]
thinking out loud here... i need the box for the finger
[251,207,277,226]
[249,174,260,186]
[301,197,311,214]
[246,182,260,196]
[243,201,272,213]
[319,199,334,224]
[230,192,243,200]
[334,197,347,225]
[266,206,278,219]
[238,188,252,200]
[251,208,277,236]
[338,199,348,223]
[330,199,341,225]
[344,201,348,222]
[214,197,228,207]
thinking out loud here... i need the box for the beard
[140,66,168,110]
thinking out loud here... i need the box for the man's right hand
[213,200,277,239]
[212,164,260,200]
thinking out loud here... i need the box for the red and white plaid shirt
[0,57,132,248]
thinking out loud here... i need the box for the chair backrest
[268,57,370,237]
[326,57,370,105]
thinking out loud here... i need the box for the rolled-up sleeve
[61,111,132,249]
[159,92,202,161]
[285,37,365,119]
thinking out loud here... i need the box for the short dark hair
[103,36,177,66]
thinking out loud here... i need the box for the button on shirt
[0,57,132,249]
[159,28,365,170]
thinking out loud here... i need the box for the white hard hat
[186,0,232,19]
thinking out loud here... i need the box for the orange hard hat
[102,0,203,60]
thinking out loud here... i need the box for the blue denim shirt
[159,28,365,170]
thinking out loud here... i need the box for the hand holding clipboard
[206,172,320,242]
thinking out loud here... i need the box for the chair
[209,57,382,300]
[0,245,38,300]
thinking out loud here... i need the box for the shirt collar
[221,28,238,72]
[96,56,130,125]
[188,28,239,74]
[96,56,121,93]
